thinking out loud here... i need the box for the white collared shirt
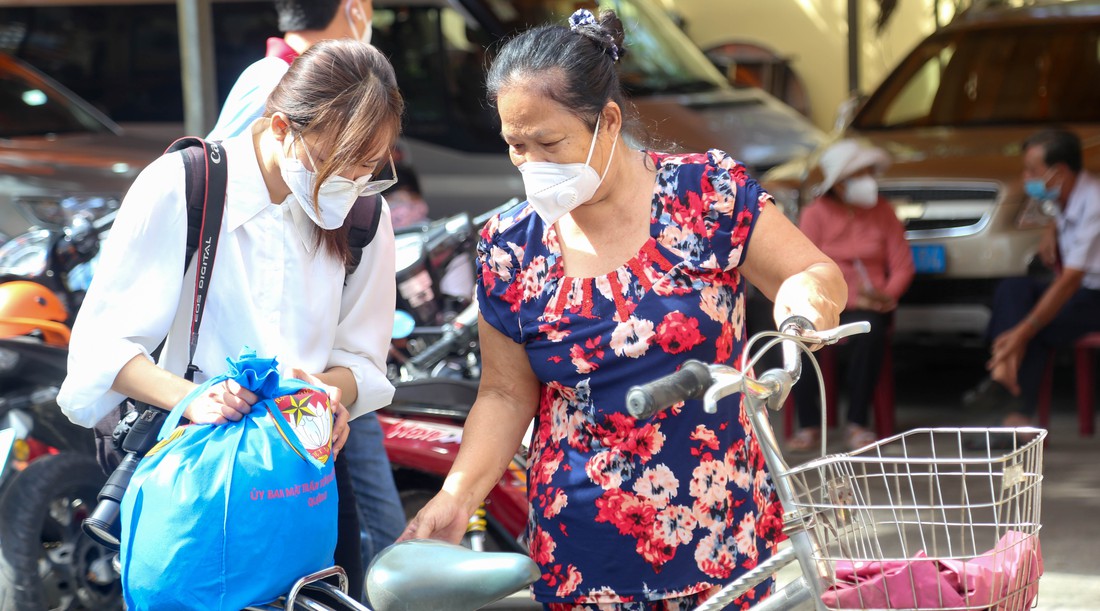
[58,129,396,427]
[207,57,289,141]
[1057,170,1100,289]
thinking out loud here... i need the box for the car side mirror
[833,94,866,133]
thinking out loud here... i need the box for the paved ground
[883,345,1100,610]
[493,344,1100,609]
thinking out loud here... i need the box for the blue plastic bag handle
[156,351,333,470]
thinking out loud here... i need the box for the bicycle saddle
[365,539,539,611]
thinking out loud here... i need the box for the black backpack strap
[163,137,228,382]
[344,194,382,276]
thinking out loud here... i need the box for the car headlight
[0,229,51,277]
[17,195,121,228]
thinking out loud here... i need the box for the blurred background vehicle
[657,0,1079,132]
[761,0,1100,345]
[0,52,163,247]
[0,216,121,611]
[368,0,825,217]
[661,0,931,130]
[0,0,825,219]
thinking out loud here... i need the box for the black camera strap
[166,137,228,382]
[96,138,228,475]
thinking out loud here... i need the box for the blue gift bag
[119,351,339,611]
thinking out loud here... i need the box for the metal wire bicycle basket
[781,427,1045,611]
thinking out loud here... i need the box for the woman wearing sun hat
[788,139,915,452]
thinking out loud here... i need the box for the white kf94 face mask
[280,134,396,230]
[518,114,618,225]
[843,175,879,209]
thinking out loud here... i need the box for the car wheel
[0,453,121,611]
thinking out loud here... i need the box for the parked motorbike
[0,199,522,609]
[387,200,517,382]
[0,215,122,610]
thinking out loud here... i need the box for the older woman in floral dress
[401,9,846,610]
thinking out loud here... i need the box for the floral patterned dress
[476,150,783,607]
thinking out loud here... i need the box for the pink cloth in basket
[820,530,1042,610]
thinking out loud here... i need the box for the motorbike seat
[383,378,479,422]
[381,402,471,421]
[365,539,539,611]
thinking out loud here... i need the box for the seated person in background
[964,129,1100,432]
[789,139,915,451]
[387,161,430,230]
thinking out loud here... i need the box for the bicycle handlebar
[625,360,712,419]
[625,317,872,420]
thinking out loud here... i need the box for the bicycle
[241,539,539,611]
[253,318,1046,611]
[622,317,1046,611]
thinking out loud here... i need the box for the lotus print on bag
[274,388,334,464]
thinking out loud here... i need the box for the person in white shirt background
[964,129,1100,441]
[208,0,373,141]
[58,39,402,599]
[209,0,409,584]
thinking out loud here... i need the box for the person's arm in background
[988,267,1083,394]
[880,203,915,310]
[1038,222,1060,271]
[741,204,847,332]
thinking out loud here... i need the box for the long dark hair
[266,39,404,261]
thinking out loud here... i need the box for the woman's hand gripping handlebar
[625,316,871,420]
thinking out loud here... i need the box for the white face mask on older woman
[518,114,618,225]
[843,175,879,208]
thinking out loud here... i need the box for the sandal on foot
[787,427,821,452]
[845,424,877,451]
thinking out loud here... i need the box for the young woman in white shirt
[58,38,403,597]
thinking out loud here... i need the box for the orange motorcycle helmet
[0,281,71,347]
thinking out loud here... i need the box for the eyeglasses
[293,133,398,196]
[358,155,398,197]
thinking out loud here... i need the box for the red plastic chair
[1036,331,1100,436]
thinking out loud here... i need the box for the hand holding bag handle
[156,351,332,469]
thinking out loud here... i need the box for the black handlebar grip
[407,333,459,371]
[626,360,712,420]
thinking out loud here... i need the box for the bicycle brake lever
[796,321,871,346]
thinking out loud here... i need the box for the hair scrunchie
[568,8,620,62]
